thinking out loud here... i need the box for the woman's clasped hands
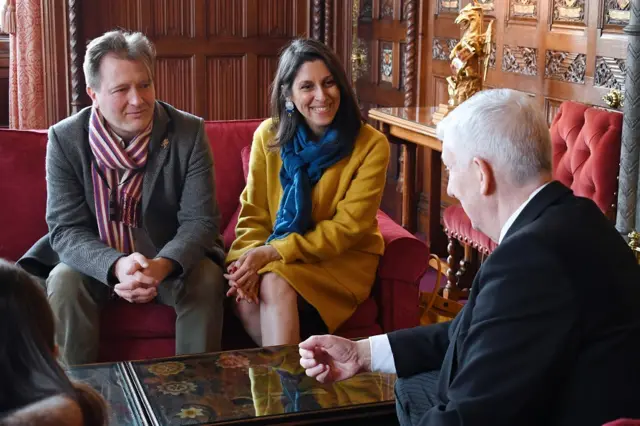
[224,245,282,304]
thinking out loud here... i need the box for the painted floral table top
[68,344,396,426]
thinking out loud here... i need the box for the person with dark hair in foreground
[0,259,108,425]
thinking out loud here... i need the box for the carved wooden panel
[359,0,373,21]
[380,42,393,84]
[509,0,537,20]
[595,56,627,91]
[151,0,195,37]
[502,46,538,76]
[487,42,496,69]
[478,0,495,13]
[552,0,586,26]
[206,0,243,37]
[439,0,459,14]
[604,0,631,27]
[381,0,394,19]
[155,57,195,113]
[544,51,586,84]
[432,37,458,61]
[399,42,408,90]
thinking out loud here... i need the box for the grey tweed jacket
[18,101,225,285]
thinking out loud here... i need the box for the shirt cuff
[369,334,397,374]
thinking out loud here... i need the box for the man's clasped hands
[111,245,282,304]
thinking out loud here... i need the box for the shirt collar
[498,182,550,243]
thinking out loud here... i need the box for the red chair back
[551,101,623,219]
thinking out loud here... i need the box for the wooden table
[68,345,397,425]
[369,106,447,253]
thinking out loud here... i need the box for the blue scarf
[267,125,353,242]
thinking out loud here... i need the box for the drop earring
[285,98,295,116]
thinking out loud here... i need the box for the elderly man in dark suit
[18,30,226,365]
[298,89,640,425]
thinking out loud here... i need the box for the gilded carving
[594,56,626,91]
[502,45,538,76]
[553,0,585,23]
[432,37,459,61]
[605,0,630,26]
[445,2,493,107]
[510,0,537,19]
[544,50,586,84]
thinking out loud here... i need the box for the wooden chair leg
[456,245,478,290]
[445,235,462,299]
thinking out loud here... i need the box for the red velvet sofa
[0,119,429,362]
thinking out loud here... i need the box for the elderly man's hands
[112,253,175,303]
[299,335,372,383]
[224,245,281,304]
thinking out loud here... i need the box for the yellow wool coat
[226,118,390,332]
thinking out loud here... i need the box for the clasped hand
[224,245,281,304]
[298,335,371,383]
[112,253,174,303]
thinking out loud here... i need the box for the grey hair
[83,30,156,90]
[436,88,552,186]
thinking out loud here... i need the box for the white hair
[436,88,552,186]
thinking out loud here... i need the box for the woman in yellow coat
[224,39,390,347]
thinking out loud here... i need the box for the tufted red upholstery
[551,101,622,219]
[442,101,623,293]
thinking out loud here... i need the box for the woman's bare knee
[259,273,297,305]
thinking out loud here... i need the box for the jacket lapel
[502,180,571,242]
[142,102,171,213]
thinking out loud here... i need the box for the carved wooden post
[616,0,640,235]
[324,0,332,46]
[68,0,83,114]
[403,0,417,108]
[312,0,323,41]
[399,0,418,232]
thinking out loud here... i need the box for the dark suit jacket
[18,101,225,284]
[388,181,640,425]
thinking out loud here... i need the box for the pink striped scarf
[89,108,152,254]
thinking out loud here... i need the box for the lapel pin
[161,138,169,149]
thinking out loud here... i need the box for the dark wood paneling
[206,56,244,120]
[155,56,195,113]
[42,0,70,126]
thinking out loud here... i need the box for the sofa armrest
[375,210,430,332]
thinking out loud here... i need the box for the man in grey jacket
[18,30,226,365]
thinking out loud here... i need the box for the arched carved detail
[312,0,323,41]
[68,0,83,114]
[324,0,332,46]
[403,0,417,107]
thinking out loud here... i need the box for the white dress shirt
[368,182,550,374]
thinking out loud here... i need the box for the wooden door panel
[75,0,308,120]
